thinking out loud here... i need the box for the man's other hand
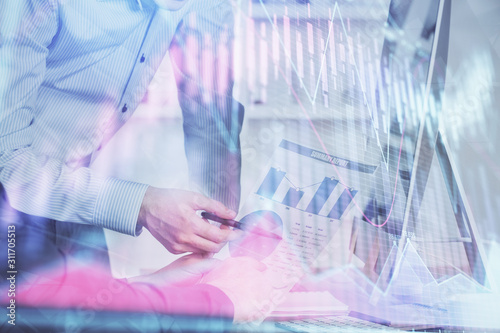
[138,187,242,254]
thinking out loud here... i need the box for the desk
[3,307,286,333]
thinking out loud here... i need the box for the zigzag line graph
[285,60,406,228]
[314,238,486,305]
[257,0,390,169]
[232,0,409,227]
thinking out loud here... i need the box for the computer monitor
[233,0,492,325]
[353,0,491,297]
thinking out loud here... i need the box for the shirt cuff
[93,177,149,236]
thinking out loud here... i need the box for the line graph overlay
[257,0,389,168]
[277,53,407,228]
[253,140,379,222]
[233,0,413,227]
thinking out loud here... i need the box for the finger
[161,253,201,271]
[189,234,226,253]
[200,251,215,258]
[160,239,199,255]
[231,228,245,239]
[255,261,267,272]
[211,220,245,241]
[179,252,210,262]
[220,224,245,238]
[187,258,222,275]
[192,216,241,243]
[191,194,236,219]
[170,253,220,272]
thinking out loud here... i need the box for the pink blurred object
[14,263,234,318]
[229,210,283,261]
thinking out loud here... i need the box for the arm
[14,262,234,318]
[0,0,241,254]
[169,0,244,212]
[136,1,245,254]
[0,0,148,236]
[14,255,273,322]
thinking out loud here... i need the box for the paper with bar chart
[230,139,378,303]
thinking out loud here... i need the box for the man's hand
[138,187,242,254]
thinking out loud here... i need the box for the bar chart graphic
[235,139,377,310]
[255,167,358,220]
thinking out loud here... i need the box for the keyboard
[276,315,404,332]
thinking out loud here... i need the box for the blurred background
[89,0,500,288]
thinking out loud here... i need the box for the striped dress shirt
[0,0,243,237]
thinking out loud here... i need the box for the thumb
[187,258,222,275]
[192,194,236,219]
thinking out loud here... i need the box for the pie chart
[229,210,283,261]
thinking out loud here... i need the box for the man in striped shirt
[0,0,244,280]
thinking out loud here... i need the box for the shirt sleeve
[0,0,147,236]
[14,264,234,319]
[170,1,244,212]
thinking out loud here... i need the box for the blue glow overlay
[1,0,499,332]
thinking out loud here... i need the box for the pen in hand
[201,211,282,240]
[201,212,243,229]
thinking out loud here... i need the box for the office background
[88,0,500,293]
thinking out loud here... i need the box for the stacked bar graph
[256,167,357,220]
[256,167,286,199]
[329,188,358,220]
[282,188,305,208]
[305,177,339,215]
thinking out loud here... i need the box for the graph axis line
[257,0,389,168]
